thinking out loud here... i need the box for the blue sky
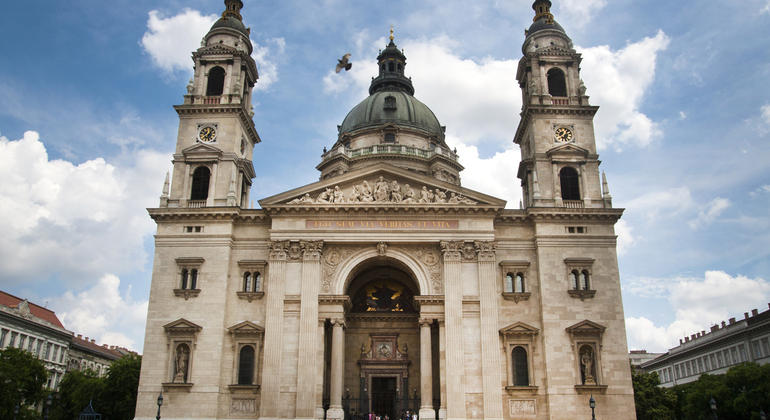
[1,0,769,352]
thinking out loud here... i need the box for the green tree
[0,347,49,418]
[632,367,677,420]
[101,354,142,420]
[50,369,105,420]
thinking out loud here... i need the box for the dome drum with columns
[136,2,636,420]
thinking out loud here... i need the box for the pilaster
[476,241,503,420]
[440,240,467,420]
[327,318,346,420]
[419,318,435,420]
[259,241,288,420]
[296,241,324,418]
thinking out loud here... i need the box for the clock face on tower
[554,126,573,143]
[198,126,217,143]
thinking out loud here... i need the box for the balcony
[203,96,221,105]
[563,200,584,209]
[550,97,569,105]
[321,144,459,163]
[188,200,206,208]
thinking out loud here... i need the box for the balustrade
[322,144,457,162]
[563,200,584,209]
[188,200,206,208]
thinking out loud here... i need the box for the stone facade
[135,1,636,419]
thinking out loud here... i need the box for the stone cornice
[261,205,502,217]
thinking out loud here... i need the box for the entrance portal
[372,377,397,419]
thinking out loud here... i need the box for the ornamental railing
[322,144,458,163]
[188,200,207,208]
[563,200,584,209]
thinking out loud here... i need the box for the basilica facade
[134,1,636,419]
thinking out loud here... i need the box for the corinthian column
[440,240,466,420]
[327,318,346,420]
[419,318,435,420]
[475,241,503,420]
[259,241,289,420]
[296,241,323,419]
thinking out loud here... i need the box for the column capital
[436,319,446,327]
[418,318,433,327]
[474,240,497,262]
[269,240,290,261]
[332,318,346,328]
[301,240,324,261]
[440,240,463,262]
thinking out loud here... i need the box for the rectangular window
[704,356,710,371]
[0,329,6,348]
[685,362,692,376]
[738,345,747,362]
[762,338,770,357]
[710,354,716,369]
[698,358,704,373]
[716,352,723,367]
[9,332,17,348]
[668,368,673,382]
[45,344,51,360]
[27,338,35,353]
[52,346,59,362]
[36,341,43,356]
[731,348,738,364]
[59,348,65,363]
[18,334,26,349]
[675,365,680,379]
[754,341,762,359]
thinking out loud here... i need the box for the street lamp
[156,389,164,420]
[44,394,53,420]
[709,396,717,420]
[12,405,19,420]
[760,408,766,420]
[589,394,596,420]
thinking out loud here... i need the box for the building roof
[0,291,66,329]
[70,335,125,360]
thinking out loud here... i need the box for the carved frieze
[285,176,477,206]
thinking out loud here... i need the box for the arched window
[398,63,403,72]
[243,272,252,292]
[181,269,189,289]
[559,167,580,201]
[388,62,395,72]
[191,167,211,201]
[505,273,514,293]
[254,272,261,292]
[238,345,255,385]
[580,270,590,290]
[547,68,567,97]
[571,270,579,290]
[515,273,525,293]
[206,66,226,96]
[190,269,198,289]
[512,346,529,386]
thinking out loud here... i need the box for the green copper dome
[209,17,249,37]
[339,91,444,139]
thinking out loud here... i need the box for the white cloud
[761,1,770,14]
[615,219,635,255]
[625,271,770,351]
[579,30,670,149]
[140,9,218,75]
[48,275,148,351]
[449,140,522,206]
[625,187,694,224]
[679,111,687,120]
[0,131,169,287]
[560,0,607,27]
[688,197,731,229]
[750,185,770,197]
[760,103,770,135]
[140,9,283,91]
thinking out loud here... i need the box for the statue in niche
[580,346,596,385]
[402,184,416,203]
[529,78,538,95]
[174,344,190,383]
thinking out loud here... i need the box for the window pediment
[566,319,606,340]
[500,322,540,337]
[228,321,265,337]
[164,318,203,335]
[546,143,589,159]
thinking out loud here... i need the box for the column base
[438,408,447,420]
[419,407,436,420]
[316,407,326,420]
[327,406,345,420]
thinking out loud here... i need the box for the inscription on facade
[306,220,459,229]
[509,399,536,415]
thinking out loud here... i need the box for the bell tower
[162,0,261,209]
[514,0,612,209]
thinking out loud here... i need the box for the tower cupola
[369,29,415,95]
[222,0,244,22]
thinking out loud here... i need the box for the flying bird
[335,53,352,73]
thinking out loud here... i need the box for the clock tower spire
[514,0,611,209]
[163,0,260,209]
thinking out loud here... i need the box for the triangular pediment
[500,322,539,336]
[546,142,590,158]
[181,142,224,158]
[196,43,237,55]
[259,163,506,208]
[566,319,606,334]
[228,321,265,335]
[163,318,202,333]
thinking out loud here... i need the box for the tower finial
[389,25,394,41]
[532,0,555,24]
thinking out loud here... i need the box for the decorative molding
[162,382,193,392]
[502,292,531,303]
[287,242,303,261]
[505,386,538,393]
[228,384,260,394]
[236,291,264,302]
[567,290,596,301]
[460,242,477,261]
[173,289,201,300]
[574,385,608,394]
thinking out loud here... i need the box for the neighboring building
[0,291,72,390]
[66,334,130,377]
[629,350,664,369]
[135,1,636,420]
[639,303,770,387]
